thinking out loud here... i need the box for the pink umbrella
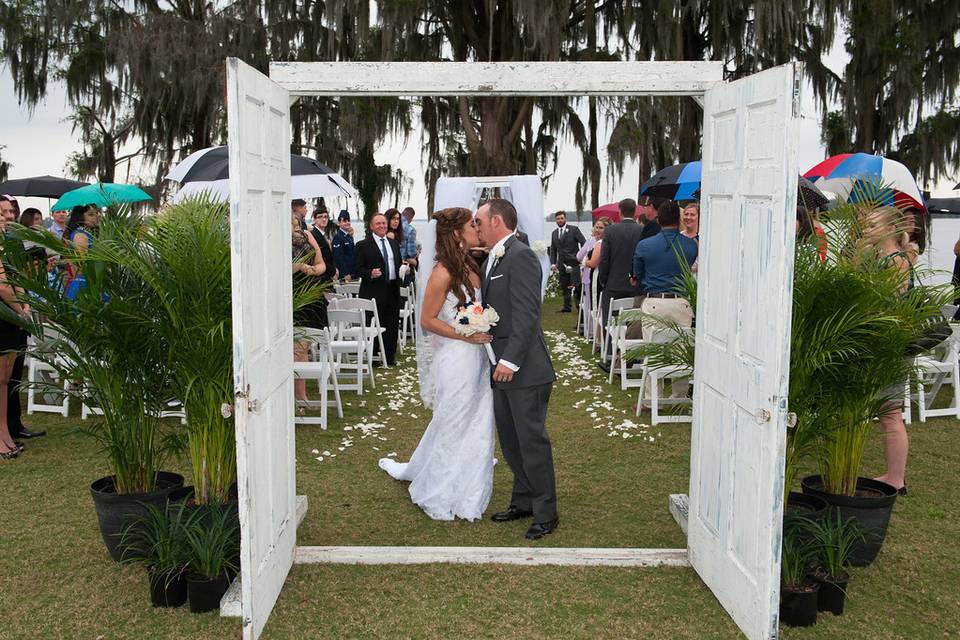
[591,202,621,223]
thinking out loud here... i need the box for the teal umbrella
[51,182,152,211]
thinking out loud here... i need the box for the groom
[476,199,559,540]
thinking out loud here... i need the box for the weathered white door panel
[689,63,800,640]
[227,57,295,640]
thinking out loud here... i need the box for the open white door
[688,63,800,640]
[227,57,295,640]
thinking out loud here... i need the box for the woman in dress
[581,217,611,345]
[577,218,611,338]
[379,207,495,521]
[291,214,327,411]
[63,204,99,300]
[0,198,28,459]
[385,208,403,245]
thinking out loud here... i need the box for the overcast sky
[1,49,956,218]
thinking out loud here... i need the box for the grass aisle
[0,295,957,638]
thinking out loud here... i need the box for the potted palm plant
[780,516,820,628]
[799,196,949,565]
[1,210,184,561]
[119,504,192,608]
[807,510,864,615]
[184,504,241,613]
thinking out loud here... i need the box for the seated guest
[632,200,698,400]
[331,210,358,281]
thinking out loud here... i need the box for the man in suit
[548,211,586,313]
[476,198,558,540]
[597,198,645,371]
[356,212,401,366]
[514,229,529,246]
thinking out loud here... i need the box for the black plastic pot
[786,492,829,521]
[801,475,898,566]
[148,568,188,608]
[812,568,848,615]
[780,580,820,627]
[187,572,231,613]
[90,472,184,562]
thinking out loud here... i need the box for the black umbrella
[640,161,702,201]
[0,175,89,198]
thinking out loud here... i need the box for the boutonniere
[492,245,505,260]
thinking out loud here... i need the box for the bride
[378,207,496,521]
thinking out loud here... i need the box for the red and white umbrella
[803,153,926,212]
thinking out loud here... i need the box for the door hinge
[235,385,260,412]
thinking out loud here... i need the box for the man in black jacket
[597,198,645,369]
[356,213,402,366]
[548,211,586,313]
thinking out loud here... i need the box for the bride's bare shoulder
[428,263,452,285]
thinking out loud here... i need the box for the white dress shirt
[376,233,396,280]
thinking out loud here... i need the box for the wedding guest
[549,211,586,313]
[64,204,99,300]
[291,214,327,411]
[400,207,418,269]
[681,202,699,240]
[385,208,403,243]
[597,198,644,371]
[514,229,530,245]
[291,199,309,231]
[0,196,35,452]
[331,210,358,281]
[310,209,337,282]
[863,206,914,496]
[49,207,69,239]
[638,195,660,240]
[632,200,698,400]
[356,213,402,366]
[577,217,611,339]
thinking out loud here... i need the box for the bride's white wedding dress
[378,287,495,521]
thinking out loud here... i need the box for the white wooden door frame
[230,59,798,640]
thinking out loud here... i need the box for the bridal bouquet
[454,300,500,365]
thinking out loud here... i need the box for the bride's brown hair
[432,207,480,306]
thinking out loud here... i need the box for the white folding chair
[25,334,71,417]
[636,326,694,425]
[326,308,374,394]
[914,327,960,421]
[294,327,343,429]
[398,285,416,353]
[590,268,603,353]
[615,311,647,389]
[601,297,635,367]
[330,297,388,368]
[334,281,362,298]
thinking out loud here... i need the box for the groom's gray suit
[482,235,558,523]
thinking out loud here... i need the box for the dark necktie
[380,237,392,280]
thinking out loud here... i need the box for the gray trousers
[493,382,557,523]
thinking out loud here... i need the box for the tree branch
[504,98,533,149]
[458,97,482,152]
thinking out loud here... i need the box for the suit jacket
[597,218,644,294]
[515,230,529,246]
[640,218,661,241]
[356,234,401,303]
[548,224,586,267]
[482,236,556,389]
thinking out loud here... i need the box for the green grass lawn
[1,295,958,639]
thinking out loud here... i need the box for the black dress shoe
[13,428,46,439]
[491,506,534,522]
[557,308,572,313]
[598,361,610,373]
[525,518,559,540]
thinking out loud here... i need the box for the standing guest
[0,196,39,446]
[400,207,418,270]
[310,209,337,281]
[356,213,402,366]
[291,214,327,411]
[385,208,402,243]
[681,202,700,240]
[632,200,698,400]
[291,199,309,231]
[952,233,960,320]
[597,198,644,371]
[638,195,661,240]
[64,204,99,300]
[577,217,611,338]
[49,207,69,239]
[514,228,530,245]
[863,206,914,496]
[548,211,586,313]
[331,210,358,281]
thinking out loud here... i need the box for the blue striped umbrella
[640,161,701,201]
